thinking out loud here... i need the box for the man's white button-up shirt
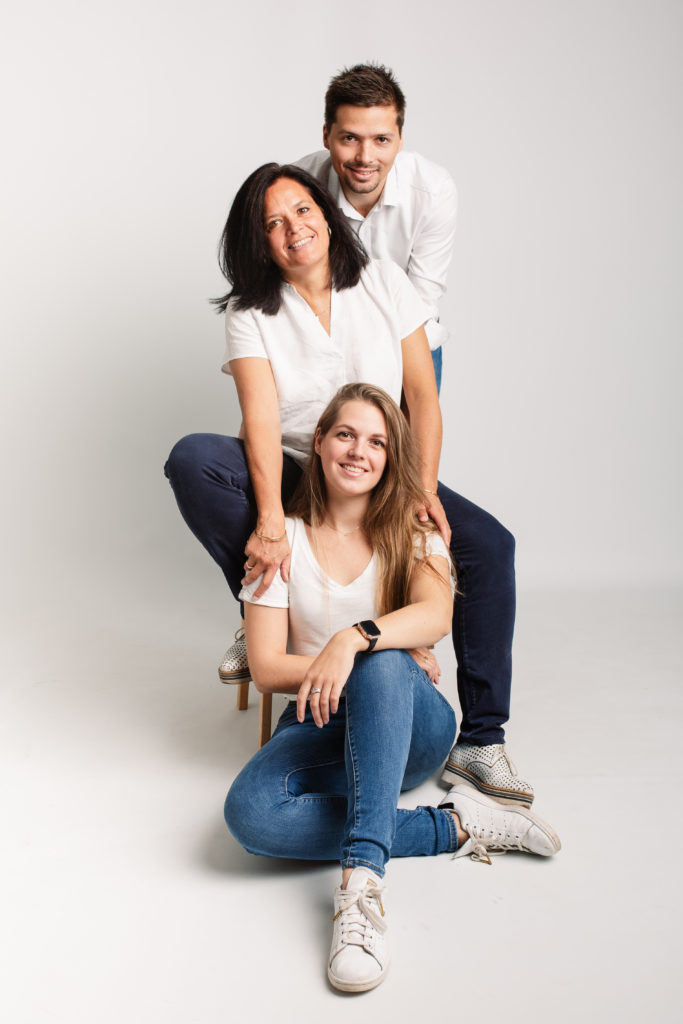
[295,150,457,351]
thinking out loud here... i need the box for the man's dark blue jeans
[164,434,515,746]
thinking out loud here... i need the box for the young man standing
[295,64,455,394]
[219,64,535,807]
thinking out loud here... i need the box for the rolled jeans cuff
[439,806,459,853]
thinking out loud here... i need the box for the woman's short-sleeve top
[222,259,429,465]
[239,517,452,657]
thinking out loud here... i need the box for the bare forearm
[408,396,443,490]
[243,421,285,530]
[372,598,451,651]
[247,650,315,694]
[251,595,449,697]
[240,416,291,594]
[231,358,286,531]
[401,328,443,491]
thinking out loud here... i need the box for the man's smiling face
[323,104,403,213]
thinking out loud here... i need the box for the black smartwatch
[353,620,381,652]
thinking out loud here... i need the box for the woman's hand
[418,492,451,547]
[408,646,441,684]
[242,530,291,600]
[297,628,365,727]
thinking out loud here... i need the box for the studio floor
[2,585,681,1023]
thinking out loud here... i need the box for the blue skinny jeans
[224,650,458,876]
[164,435,515,745]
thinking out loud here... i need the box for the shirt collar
[380,161,400,207]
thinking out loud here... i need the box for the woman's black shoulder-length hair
[212,163,369,315]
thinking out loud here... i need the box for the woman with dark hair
[165,162,533,807]
[213,163,368,317]
[168,162,449,682]
[224,383,560,994]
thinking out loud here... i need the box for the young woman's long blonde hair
[288,383,454,615]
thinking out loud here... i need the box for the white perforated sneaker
[328,867,389,993]
[440,783,561,863]
[218,628,250,683]
[440,742,534,806]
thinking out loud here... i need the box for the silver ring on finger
[245,563,255,570]
[310,688,322,695]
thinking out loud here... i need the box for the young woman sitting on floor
[224,383,560,994]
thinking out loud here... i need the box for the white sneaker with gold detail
[440,783,561,863]
[328,867,389,993]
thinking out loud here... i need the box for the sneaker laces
[333,882,387,945]
[461,824,526,864]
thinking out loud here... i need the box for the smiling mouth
[346,166,379,176]
[289,235,314,250]
[340,463,367,475]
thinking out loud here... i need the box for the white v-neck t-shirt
[222,259,429,465]
[239,517,451,657]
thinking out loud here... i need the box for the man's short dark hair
[324,63,406,132]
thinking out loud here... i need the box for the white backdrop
[2,0,682,629]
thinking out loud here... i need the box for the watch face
[353,621,380,652]
[358,620,380,638]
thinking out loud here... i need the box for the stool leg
[257,693,272,748]
[236,681,249,710]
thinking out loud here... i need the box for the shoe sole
[218,668,251,683]
[327,963,388,993]
[440,762,534,807]
[446,783,561,855]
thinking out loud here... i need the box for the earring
[327,225,332,237]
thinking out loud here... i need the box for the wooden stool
[236,681,272,748]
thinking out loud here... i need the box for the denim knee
[350,648,412,679]
[224,767,274,855]
[344,649,413,697]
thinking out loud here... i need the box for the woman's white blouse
[222,259,429,465]
[239,517,452,657]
